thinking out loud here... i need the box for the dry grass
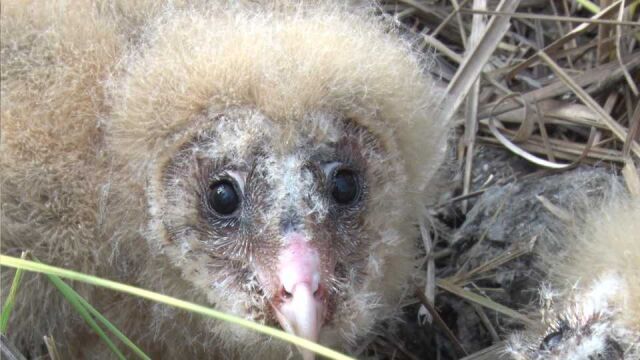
[1,2,638,359]
[365,1,640,359]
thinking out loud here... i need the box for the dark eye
[540,330,563,351]
[208,180,240,215]
[331,169,359,205]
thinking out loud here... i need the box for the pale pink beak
[272,233,326,360]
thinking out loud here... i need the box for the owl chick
[507,190,640,360]
[0,1,448,358]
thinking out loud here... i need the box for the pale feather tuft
[1,0,447,358]
[508,189,640,359]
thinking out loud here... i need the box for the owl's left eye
[540,330,563,351]
[540,320,570,351]
[331,169,360,205]
[208,180,240,215]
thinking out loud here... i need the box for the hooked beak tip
[272,283,325,360]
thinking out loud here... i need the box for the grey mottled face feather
[154,108,387,328]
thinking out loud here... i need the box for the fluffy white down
[1,1,448,358]
[507,192,640,359]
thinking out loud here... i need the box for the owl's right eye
[208,180,240,215]
[540,330,563,351]
[331,169,360,205]
[539,320,570,351]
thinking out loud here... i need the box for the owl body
[508,192,640,360]
[0,1,447,358]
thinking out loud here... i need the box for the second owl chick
[508,188,640,359]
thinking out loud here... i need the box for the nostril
[313,285,324,300]
[280,287,293,300]
[280,284,323,301]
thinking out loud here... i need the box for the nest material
[364,1,640,359]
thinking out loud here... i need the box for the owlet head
[147,108,410,352]
[106,1,447,355]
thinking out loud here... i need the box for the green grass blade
[0,251,27,334]
[0,255,354,360]
[42,272,150,360]
[30,256,148,359]
[45,273,127,360]
[575,0,600,13]
[74,288,151,360]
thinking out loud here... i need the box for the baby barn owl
[508,191,640,360]
[0,0,447,358]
